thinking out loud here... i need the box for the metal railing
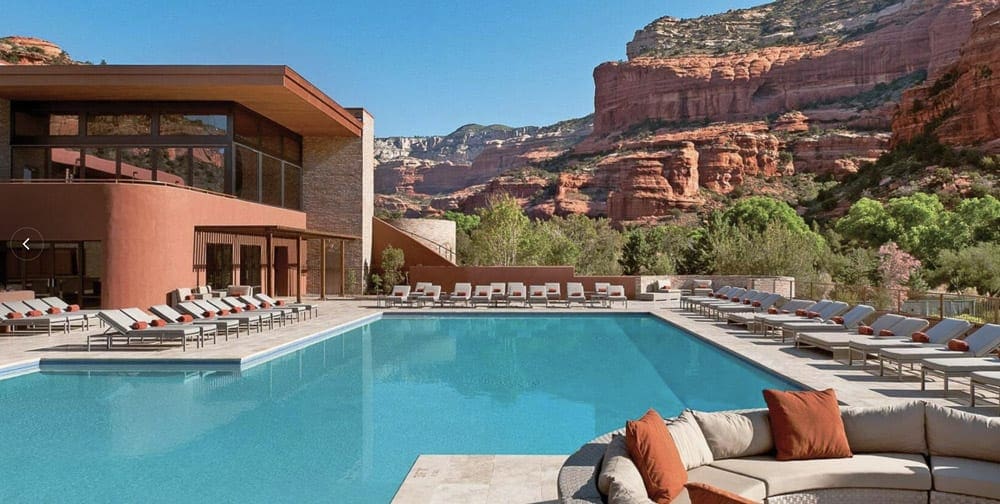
[391,226,456,263]
[801,281,1000,324]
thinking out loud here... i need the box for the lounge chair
[921,355,1000,394]
[713,292,782,317]
[794,313,907,353]
[506,283,527,307]
[151,304,241,339]
[704,291,768,319]
[408,282,433,302]
[607,285,627,308]
[179,300,267,333]
[760,301,849,338]
[489,282,508,306]
[878,321,997,378]
[970,371,1000,414]
[848,317,968,369]
[545,282,562,302]
[566,282,589,306]
[122,307,217,346]
[236,296,305,322]
[211,297,284,327]
[1,301,88,335]
[414,285,441,307]
[386,285,411,307]
[469,285,493,307]
[591,282,611,307]
[778,304,875,343]
[39,296,103,327]
[527,285,548,307]
[92,310,205,351]
[440,283,471,307]
[694,288,748,315]
[726,298,814,328]
[680,285,733,311]
[255,293,318,319]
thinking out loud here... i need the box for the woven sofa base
[767,488,928,504]
[931,491,1000,504]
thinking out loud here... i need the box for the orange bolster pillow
[130,321,148,330]
[276,300,286,306]
[879,329,895,336]
[597,287,607,293]
[752,301,762,307]
[177,314,194,323]
[806,311,820,319]
[548,288,556,294]
[202,311,216,319]
[512,291,522,296]
[457,291,469,297]
[262,301,273,308]
[231,306,243,313]
[831,316,844,325]
[6,312,24,319]
[911,331,930,343]
[245,304,256,310]
[857,325,874,335]
[66,304,80,312]
[218,309,230,315]
[795,309,807,316]
[185,295,194,301]
[768,307,779,314]
[744,299,752,305]
[27,310,43,317]
[150,319,167,327]
[947,339,969,352]
[47,307,62,314]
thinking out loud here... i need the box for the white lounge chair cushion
[922,357,1000,373]
[667,410,714,470]
[840,402,927,454]
[710,453,931,496]
[598,435,644,496]
[930,456,1000,500]
[691,409,773,459]
[925,403,1000,463]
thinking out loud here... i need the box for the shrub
[379,246,405,294]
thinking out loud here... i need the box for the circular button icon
[8,227,45,262]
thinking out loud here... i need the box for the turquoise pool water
[0,314,795,503]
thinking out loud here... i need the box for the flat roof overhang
[195,225,360,241]
[0,65,362,137]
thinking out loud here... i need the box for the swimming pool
[0,313,796,503]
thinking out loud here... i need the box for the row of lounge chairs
[682,285,1000,411]
[385,281,629,308]
[1,297,102,335]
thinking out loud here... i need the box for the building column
[301,109,374,296]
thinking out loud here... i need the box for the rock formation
[0,36,76,65]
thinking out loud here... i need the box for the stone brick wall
[302,109,374,295]
[385,218,456,262]
[0,99,10,180]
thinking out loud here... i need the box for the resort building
[0,65,374,309]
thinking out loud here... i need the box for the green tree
[834,197,899,247]
[442,211,481,235]
[546,214,622,275]
[618,227,650,275]
[706,221,824,282]
[467,195,536,266]
[955,195,1000,243]
[379,246,405,294]
[932,242,1000,296]
[722,196,811,235]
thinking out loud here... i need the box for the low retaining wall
[638,275,796,298]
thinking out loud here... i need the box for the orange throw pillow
[27,310,43,317]
[66,304,80,312]
[947,339,969,351]
[830,316,844,325]
[767,307,778,314]
[276,300,286,306]
[47,307,62,314]
[763,389,852,461]
[878,329,895,336]
[911,331,930,343]
[130,321,148,330]
[150,319,167,327]
[6,311,24,319]
[685,482,760,504]
[177,314,194,323]
[795,309,807,316]
[625,409,687,503]
[857,325,874,335]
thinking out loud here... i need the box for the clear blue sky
[3,1,761,137]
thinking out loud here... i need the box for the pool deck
[1,299,996,503]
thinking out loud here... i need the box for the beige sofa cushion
[598,435,646,496]
[692,409,773,459]
[710,453,931,496]
[841,401,927,454]
[925,403,1000,463]
[931,456,1000,500]
[608,479,655,504]
[667,410,715,470]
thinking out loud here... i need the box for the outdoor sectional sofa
[558,401,999,504]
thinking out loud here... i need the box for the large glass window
[234,108,259,146]
[86,114,152,136]
[235,145,259,201]
[261,155,283,207]
[283,136,302,164]
[83,148,118,179]
[157,147,191,186]
[12,147,47,179]
[283,163,301,209]
[206,244,233,290]
[13,110,48,137]
[50,148,82,180]
[50,115,80,136]
[191,147,226,193]
[119,147,155,181]
[159,114,227,136]
[239,245,262,287]
[260,121,283,158]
